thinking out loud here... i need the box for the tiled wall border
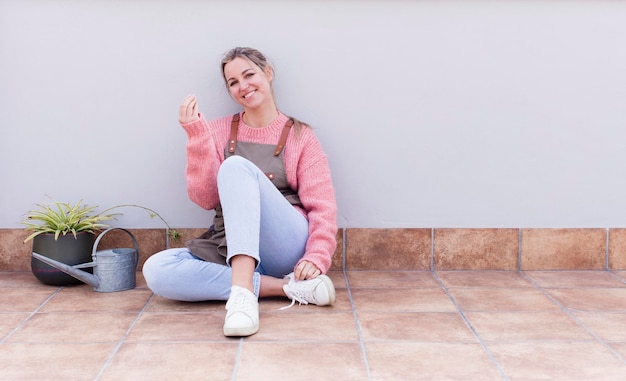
[2,228,626,272]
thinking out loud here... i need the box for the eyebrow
[227,68,255,83]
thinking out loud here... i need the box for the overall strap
[274,118,294,156]
[229,113,293,156]
[228,113,239,154]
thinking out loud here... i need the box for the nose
[239,77,249,91]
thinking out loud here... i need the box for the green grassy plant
[22,200,180,246]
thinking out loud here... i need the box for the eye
[228,80,238,87]
[245,72,255,79]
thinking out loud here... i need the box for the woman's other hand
[294,260,321,281]
[178,94,200,124]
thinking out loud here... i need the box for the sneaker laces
[279,298,298,311]
[226,288,256,314]
[280,279,314,310]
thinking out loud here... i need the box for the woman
[143,47,338,337]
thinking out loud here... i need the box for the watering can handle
[92,228,140,269]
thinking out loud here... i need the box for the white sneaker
[281,273,336,309]
[223,285,259,337]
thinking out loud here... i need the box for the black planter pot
[31,232,96,286]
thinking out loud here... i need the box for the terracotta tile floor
[2,270,626,381]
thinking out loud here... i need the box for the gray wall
[2,0,625,229]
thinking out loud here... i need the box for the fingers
[294,261,321,281]
[178,94,200,124]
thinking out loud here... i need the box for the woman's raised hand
[178,94,200,124]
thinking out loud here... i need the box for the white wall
[1,0,625,229]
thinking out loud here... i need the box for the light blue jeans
[143,156,309,301]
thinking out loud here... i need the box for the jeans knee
[142,253,163,292]
[142,249,183,296]
[217,155,255,183]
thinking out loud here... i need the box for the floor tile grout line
[342,228,373,378]
[93,292,155,381]
[520,271,626,365]
[0,287,62,344]
[432,271,511,381]
[230,338,244,381]
[343,269,373,380]
[611,270,626,284]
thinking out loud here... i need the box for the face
[223,57,274,110]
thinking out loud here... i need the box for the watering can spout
[32,252,99,288]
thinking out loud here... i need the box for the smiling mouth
[243,90,256,99]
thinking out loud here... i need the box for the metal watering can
[32,228,139,292]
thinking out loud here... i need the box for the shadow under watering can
[32,228,139,292]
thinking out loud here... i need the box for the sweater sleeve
[181,114,223,210]
[292,131,338,274]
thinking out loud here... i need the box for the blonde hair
[220,47,309,134]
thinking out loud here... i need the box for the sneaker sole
[223,323,259,337]
[318,275,336,306]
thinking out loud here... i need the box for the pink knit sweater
[181,111,337,274]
